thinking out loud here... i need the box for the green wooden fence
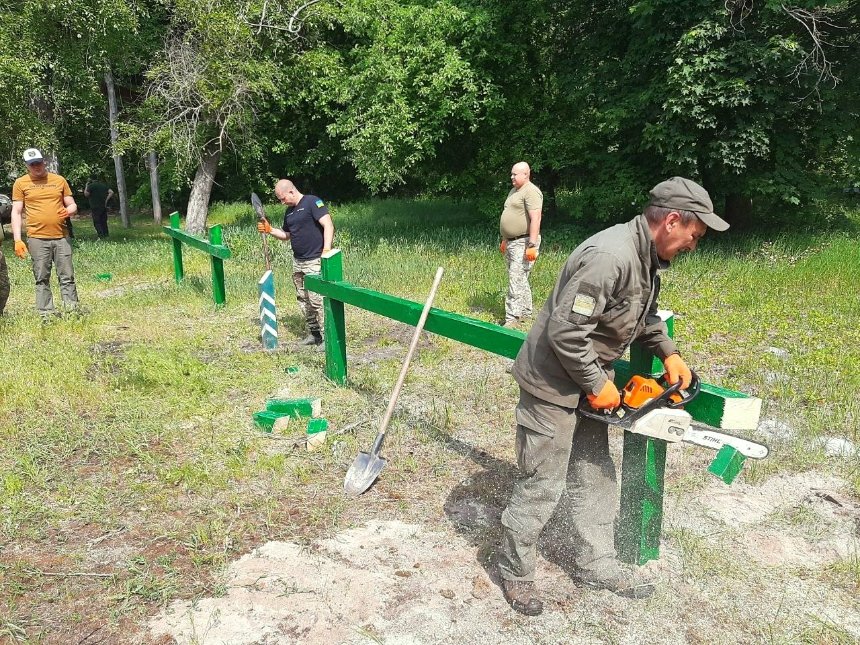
[162,212,232,305]
[305,249,762,564]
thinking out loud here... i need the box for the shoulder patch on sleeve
[571,293,596,317]
[315,199,324,208]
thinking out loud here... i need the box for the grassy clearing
[0,197,859,641]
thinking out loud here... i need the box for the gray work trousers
[27,237,79,314]
[498,388,618,581]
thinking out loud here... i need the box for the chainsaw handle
[663,370,700,408]
[577,370,701,427]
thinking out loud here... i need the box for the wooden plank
[258,270,278,350]
[305,276,760,429]
[617,315,671,566]
[321,251,348,384]
[162,225,232,259]
[612,360,762,430]
[304,276,525,359]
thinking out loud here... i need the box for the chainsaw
[579,372,769,459]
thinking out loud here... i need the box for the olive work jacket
[511,214,679,409]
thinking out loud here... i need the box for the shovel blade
[343,451,387,496]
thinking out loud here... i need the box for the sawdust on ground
[148,471,860,644]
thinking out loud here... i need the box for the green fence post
[209,224,226,305]
[170,212,184,282]
[321,250,347,385]
[617,312,674,565]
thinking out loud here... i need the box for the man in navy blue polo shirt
[257,179,335,345]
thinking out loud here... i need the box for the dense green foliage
[1,0,857,224]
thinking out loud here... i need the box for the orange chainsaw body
[622,375,683,409]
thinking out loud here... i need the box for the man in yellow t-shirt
[498,161,542,327]
[11,148,80,316]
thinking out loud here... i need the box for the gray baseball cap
[649,177,729,231]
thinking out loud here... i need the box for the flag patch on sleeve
[315,199,325,208]
[571,294,596,316]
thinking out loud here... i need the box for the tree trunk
[105,68,130,228]
[185,141,221,235]
[146,151,162,224]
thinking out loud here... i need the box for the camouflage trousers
[504,236,540,323]
[292,257,323,335]
[0,249,9,315]
[497,388,619,582]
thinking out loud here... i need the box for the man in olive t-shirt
[498,161,542,327]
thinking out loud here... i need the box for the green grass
[1,196,859,641]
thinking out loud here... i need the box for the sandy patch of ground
[148,470,860,645]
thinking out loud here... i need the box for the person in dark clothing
[84,176,114,239]
[257,179,335,345]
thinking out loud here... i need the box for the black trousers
[92,207,108,238]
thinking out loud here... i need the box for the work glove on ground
[14,240,27,259]
[663,353,692,389]
[524,246,538,262]
[499,239,507,254]
[586,379,621,410]
[257,219,272,234]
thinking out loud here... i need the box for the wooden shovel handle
[377,267,444,437]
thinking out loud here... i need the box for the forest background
[1,0,858,232]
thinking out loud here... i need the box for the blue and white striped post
[258,270,278,350]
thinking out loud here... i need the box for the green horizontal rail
[162,215,232,260]
[304,275,525,359]
[305,272,752,429]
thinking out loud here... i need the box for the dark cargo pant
[0,250,9,314]
[497,388,619,582]
[27,237,79,314]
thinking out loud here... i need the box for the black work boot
[502,580,544,616]
[298,331,323,346]
[575,563,656,599]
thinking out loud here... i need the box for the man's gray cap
[649,177,730,231]
[23,148,44,164]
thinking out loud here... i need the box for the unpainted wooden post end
[306,418,328,451]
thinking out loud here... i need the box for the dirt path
[148,472,860,644]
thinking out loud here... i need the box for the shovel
[250,192,272,271]
[343,266,445,496]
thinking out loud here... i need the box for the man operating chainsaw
[497,177,730,615]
